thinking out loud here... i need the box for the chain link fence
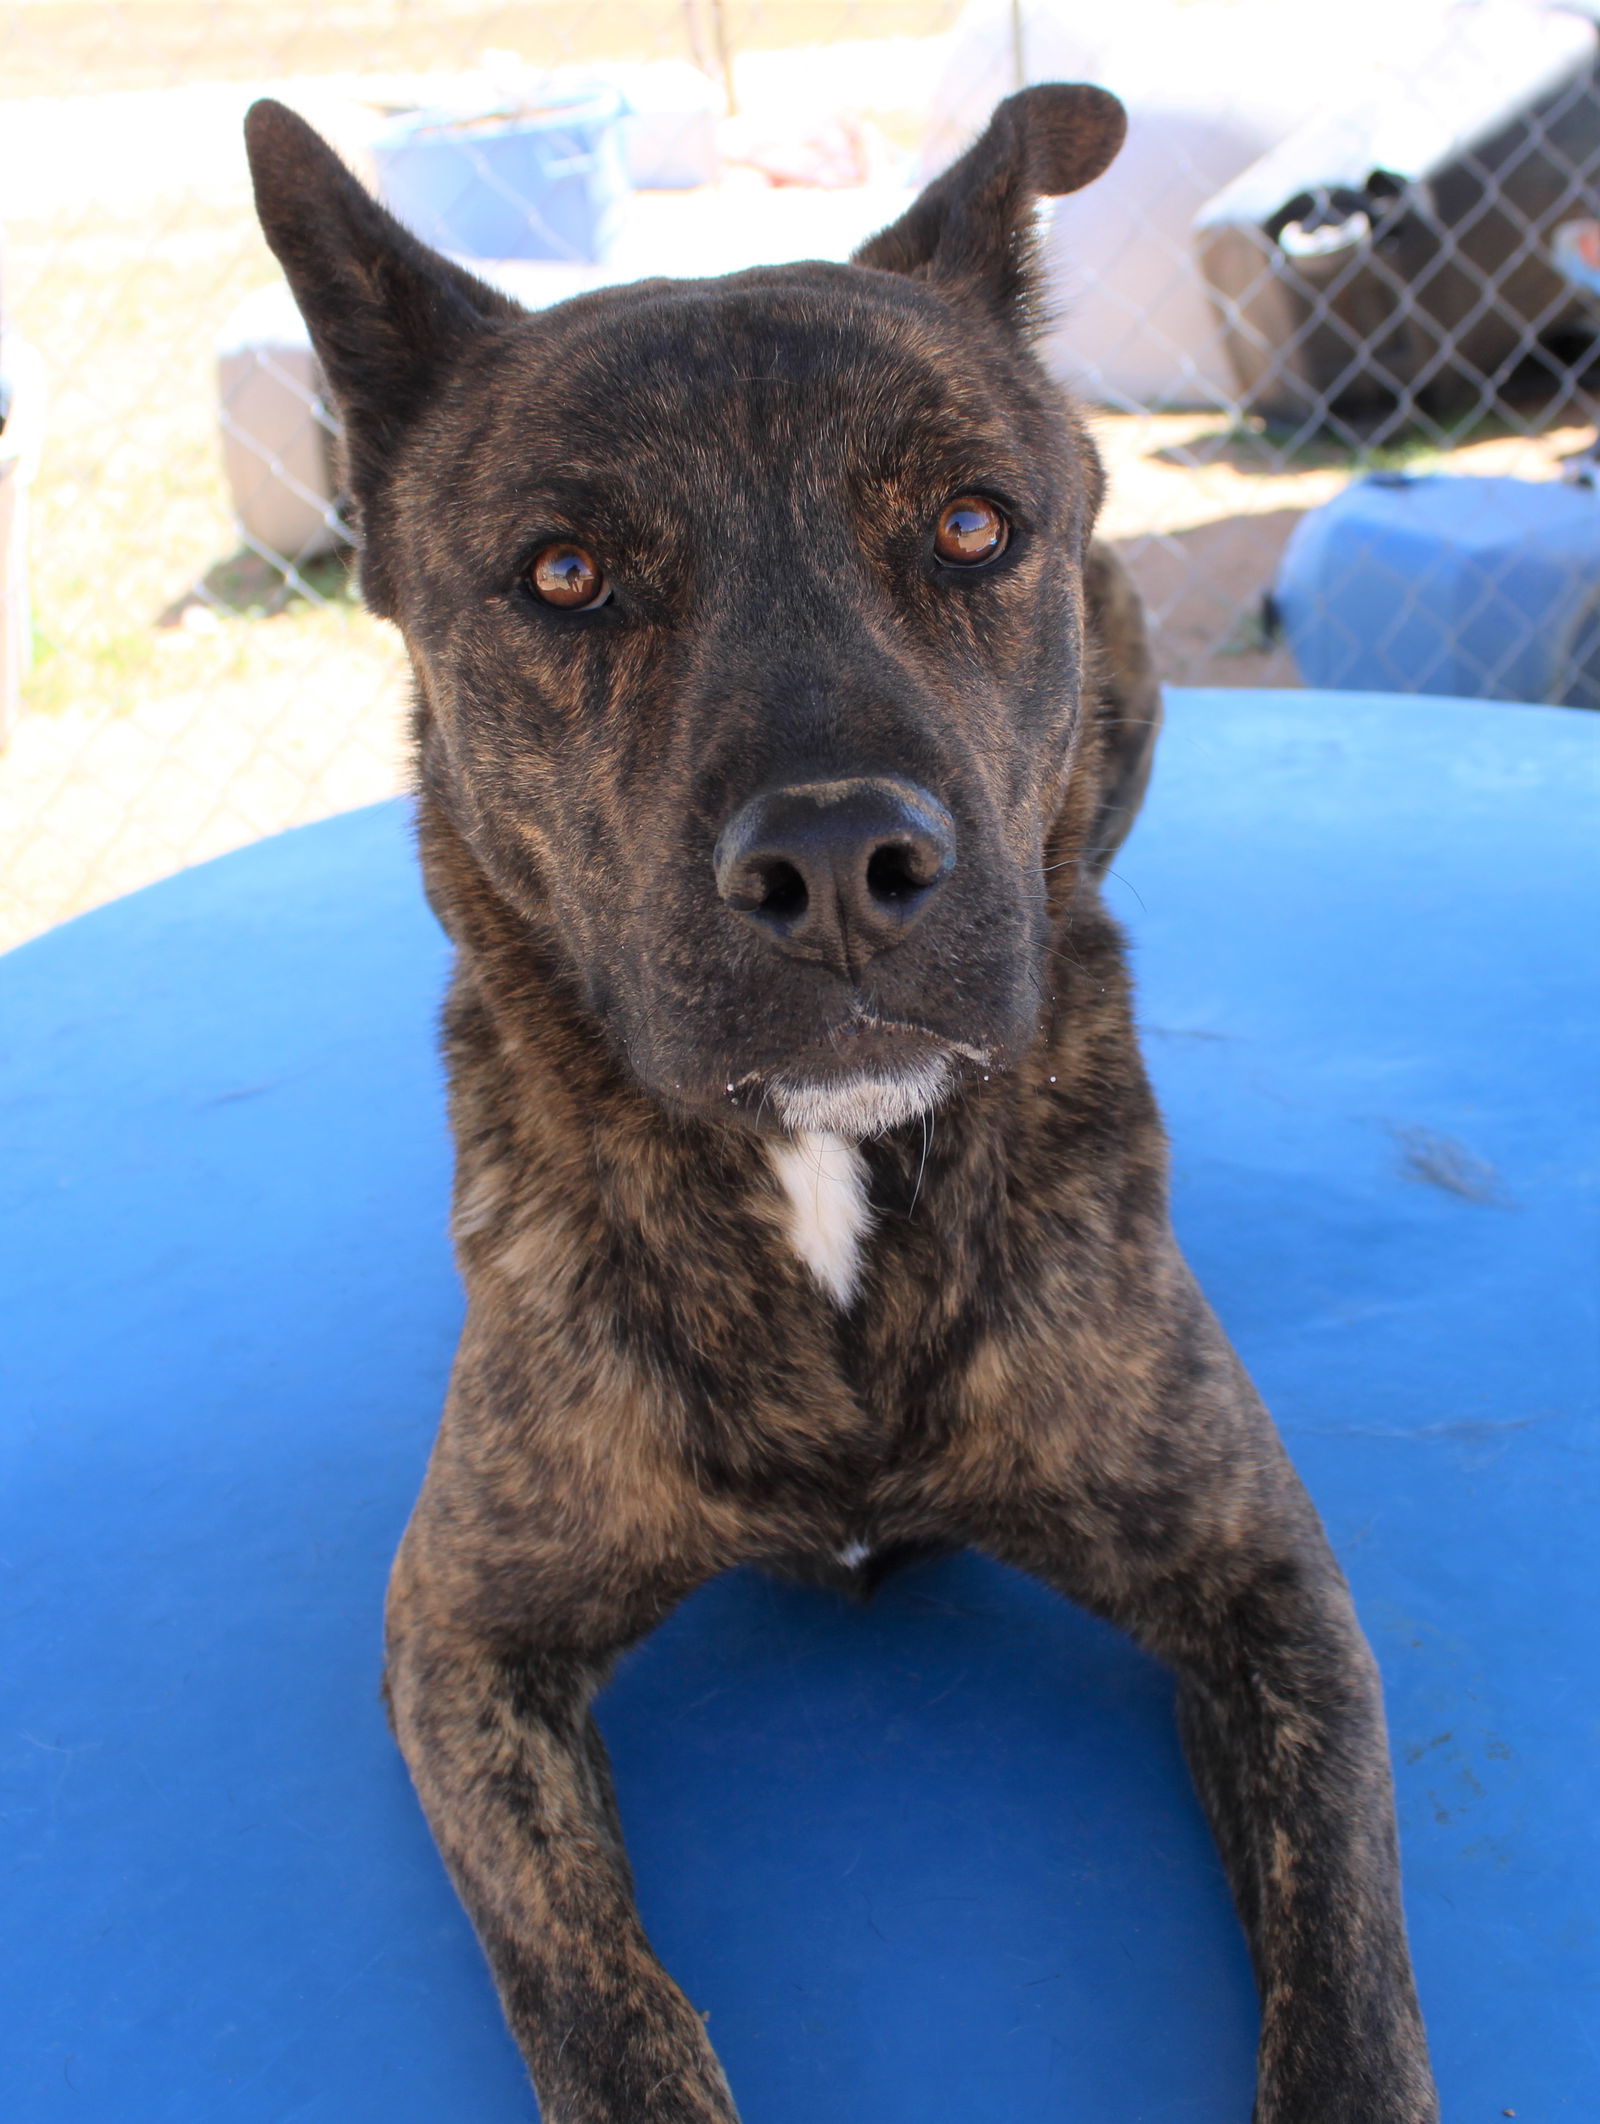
[4,0,1598,951]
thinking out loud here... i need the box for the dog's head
[245,87,1125,1137]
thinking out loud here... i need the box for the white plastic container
[217,263,624,567]
[919,0,1498,410]
[217,281,344,567]
[1194,1,1600,424]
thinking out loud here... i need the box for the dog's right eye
[933,496,1009,567]
[528,544,610,610]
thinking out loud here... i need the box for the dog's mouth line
[843,1010,994,1069]
[722,1018,993,1103]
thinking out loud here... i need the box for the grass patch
[12,188,392,725]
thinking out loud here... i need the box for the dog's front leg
[385,1486,739,2122]
[987,1321,1437,2123]
[1161,1544,1436,2124]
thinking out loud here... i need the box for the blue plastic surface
[373,89,628,263]
[1276,473,1600,705]
[2,689,1596,2121]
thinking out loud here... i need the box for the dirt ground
[2,0,960,99]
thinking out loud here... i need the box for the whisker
[909,1107,933,1217]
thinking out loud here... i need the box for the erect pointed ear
[243,99,522,557]
[853,84,1125,332]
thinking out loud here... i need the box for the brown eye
[934,495,1009,567]
[529,543,608,609]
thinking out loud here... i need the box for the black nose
[713,777,956,978]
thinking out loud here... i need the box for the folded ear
[243,99,522,599]
[853,84,1125,333]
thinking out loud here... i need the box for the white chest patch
[765,1130,872,1308]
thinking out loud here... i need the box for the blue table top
[2,688,1596,2123]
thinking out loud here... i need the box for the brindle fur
[246,86,1437,2123]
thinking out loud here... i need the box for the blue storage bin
[372,88,627,263]
[1274,473,1600,706]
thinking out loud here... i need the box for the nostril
[865,841,927,906]
[755,859,807,921]
[714,778,955,965]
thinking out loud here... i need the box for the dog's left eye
[528,544,611,610]
[933,496,1009,567]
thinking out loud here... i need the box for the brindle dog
[245,86,1438,2123]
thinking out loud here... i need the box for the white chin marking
[770,1056,950,1140]
[765,1131,872,1308]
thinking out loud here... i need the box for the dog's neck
[413,780,1140,1340]
[764,1132,873,1307]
